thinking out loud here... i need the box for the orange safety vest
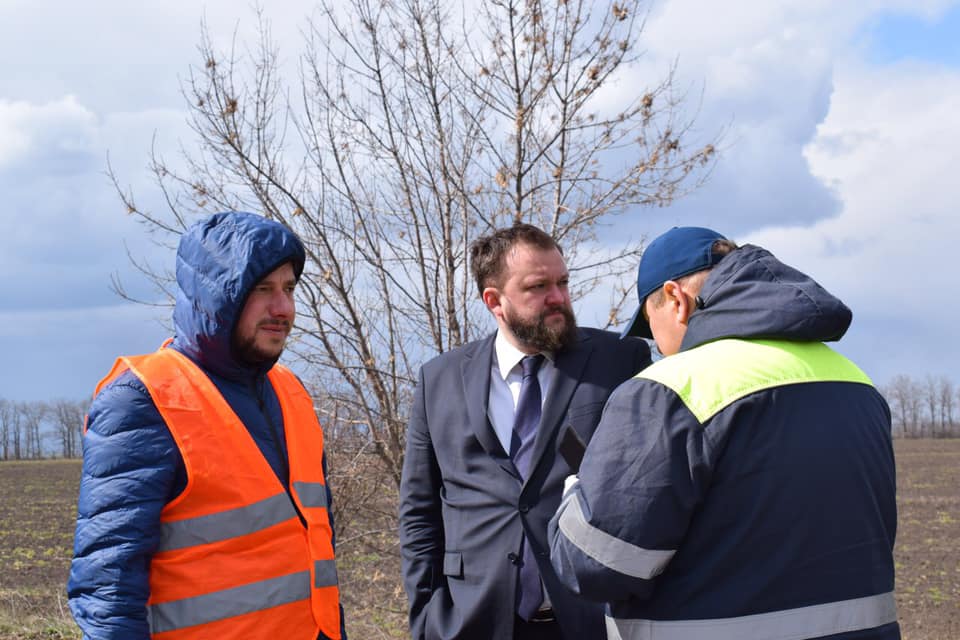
[93,346,341,640]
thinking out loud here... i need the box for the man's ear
[662,280,694,325]
[482,287,502,318]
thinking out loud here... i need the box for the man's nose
[270,292,295,317]
[544,285,566,305]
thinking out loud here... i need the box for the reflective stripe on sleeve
[158,492,298,552]
[148,570,311,633]
[557,492,675,580]
[314,559,339,587]
[605,591,898,640]
[293,481,329,508]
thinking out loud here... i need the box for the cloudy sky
[2,0,959,403]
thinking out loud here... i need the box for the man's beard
[505,304,578,353]
[232,323,290,365]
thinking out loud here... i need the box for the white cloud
[0,95,98,170]
[748,58,960,298]
[599,1,960,383]
[0,94,188,311]
[619,0,960,234]
[2,0,960,399]
[741,57,960,382]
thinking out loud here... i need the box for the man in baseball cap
[550,226,900,640]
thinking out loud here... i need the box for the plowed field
[0,439,957,639]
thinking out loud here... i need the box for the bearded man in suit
[400,223,651,640]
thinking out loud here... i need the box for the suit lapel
[526,330,593,486]
[462,335,520,479]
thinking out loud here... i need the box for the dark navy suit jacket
[400,328,651,639]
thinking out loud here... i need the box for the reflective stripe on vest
[102,346,341,640]
[150,570,311,634]
[605,591,898,640]
[157,482,328,552]
[149,561,340,634]
[159,492,298,552]
[637,339,874,423]
[293,480,330,508]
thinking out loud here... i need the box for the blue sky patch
[860,5,960,66]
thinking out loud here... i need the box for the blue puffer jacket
[68,212,344,640]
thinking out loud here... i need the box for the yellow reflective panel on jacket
[638,339,874,424]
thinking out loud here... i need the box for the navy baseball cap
[621,226,728,339]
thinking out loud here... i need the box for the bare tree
[0,399,16,460]
[51,399,86,458]
[18,402,46,459]
[938,376,956,438]
[4,401,24,459]
[110,0,716,486]
[956,382,960,438]
[923,374,940,437]
[882,374,960,438]
[886,374,922,438]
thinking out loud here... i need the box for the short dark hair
[469,223,561,295]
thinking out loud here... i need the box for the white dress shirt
[487,331,556,460]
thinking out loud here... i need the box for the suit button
[519,503,530,513]
[508,552,520,565]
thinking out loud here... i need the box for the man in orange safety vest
[69,211,345,640]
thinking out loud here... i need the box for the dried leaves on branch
[110,0,717,490]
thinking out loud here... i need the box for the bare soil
[0,460,78,639]
[0,439,957,639]
[893,439,960,639]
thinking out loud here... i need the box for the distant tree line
[0,398,85,460]
[0,372,954,462]
[878,374,960,438]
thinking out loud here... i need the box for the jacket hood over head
[172,211,306,381]
[680,244,852,352]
